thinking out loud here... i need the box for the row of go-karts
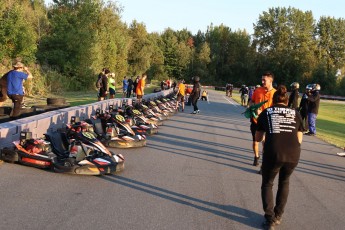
[0,94,178,176]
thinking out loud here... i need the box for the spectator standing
[248,86,255,106]
[288,82,300,109]
[166,79,171,89]
[6,61,33,119]
[255,85,304,230]
[190,76,201,114]
[175,79,185,112]
[229,84,233,97]
[201,90,208,101]
[108,73,116,99]
[136,73,147,103]
[298,87,309,132]
[122,76,128,98]
[172,81,177,91]
[161,80,165,90]
[133,76,139,97]
[226,83,230,97]
[127,76,133,98]
[98,69,109,101]
[239,85,249,106]
[250,71,276,166]
[306,84,320,136]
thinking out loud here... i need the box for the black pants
[126,87,133,98]
[261,161,298,221]
[201,96,207,101]
[301,113,308,131]
[192,97,199,111]
[8,94,24,118]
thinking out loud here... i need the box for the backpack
[96,76,103,89]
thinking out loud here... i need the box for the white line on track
[223,96,238,107]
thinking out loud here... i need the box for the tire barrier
[47,98,67,105]
[0,89,173,149]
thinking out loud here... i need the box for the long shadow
[302,139,335,147]
[295,166,345,182]
[299,159,345,173]
[151,133,253,158]
[101,175,263,228]
[151,135,345,183]
[165,116,249,134]
[162,124,251,142]
[301,147,338,157]
[173,114,250,127]
[148,143,256,173]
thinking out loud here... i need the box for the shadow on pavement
[148,143,258,174]
[163,124,251,142]
[101,175,263,228]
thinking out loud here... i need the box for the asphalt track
[0,90,344,230]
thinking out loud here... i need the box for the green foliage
[253,7,317,86]
[0,0,41,62]
[1,3,345,96]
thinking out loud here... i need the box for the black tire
[0,114,10,123]
[0,106,12,115]
[64,158,77,167]
[47,98,66,105]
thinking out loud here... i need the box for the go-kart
[85,112,147,148]
[0,131,125,175]
[124,107,158,136]
[135,104,164,126]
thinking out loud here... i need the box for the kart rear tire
[0,148,18,163]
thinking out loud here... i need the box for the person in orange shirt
[136,73,147,103]
[175,79,185,112]
[250,71,276,167]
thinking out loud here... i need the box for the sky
[44,0,345,35]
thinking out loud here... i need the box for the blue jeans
[308,113,317,134]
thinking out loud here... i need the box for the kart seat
[45,132,70,157]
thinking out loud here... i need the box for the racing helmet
[312,83,321,91]
[306,84,313,90]
[194,76,200,82]
[290,82,299,89]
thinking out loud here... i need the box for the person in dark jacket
[98,68,109,101]
[127,76,133,98]
[133,76,139,97]
[256,85,304,230]
[306,84,320,136]
[298,86,310,132]
[190,76,201,114]
[288,82,299,109]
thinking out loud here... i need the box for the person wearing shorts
[108,73,116,99]
[250,71,276,166]
[176,79,185,111]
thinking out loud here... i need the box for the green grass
[1,84,160,107]
[217,90,345,148]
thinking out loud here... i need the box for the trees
[253,7,317,86]
[1,3,345,95]
[38,0,130,90]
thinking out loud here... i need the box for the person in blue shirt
[122,76,128,98]
[7,61,33,119]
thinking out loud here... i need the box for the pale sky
[45,0,345,35]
